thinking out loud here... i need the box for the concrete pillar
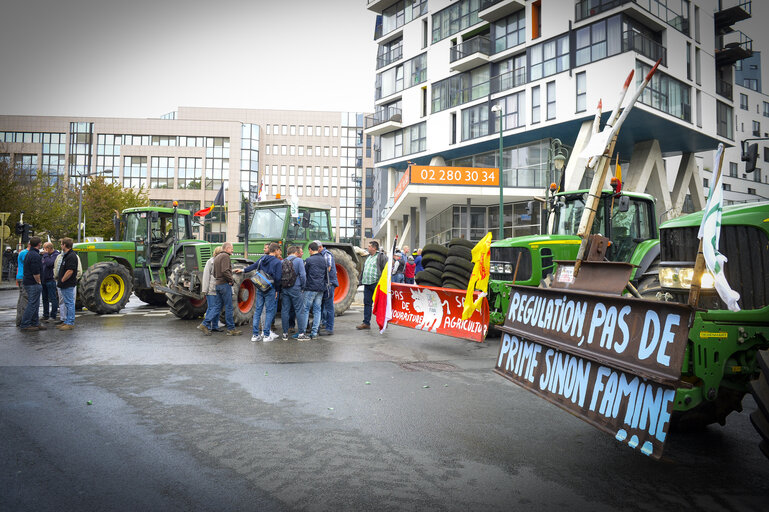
[429,155,446,166]
[671,152,705,218]
[402,214,410,249]
[419,196,427,248]
[625,139,673,219]
[563,119,597,191]
[466,198,471,240]
[409,206,417,250]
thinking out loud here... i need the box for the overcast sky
[0,0,378,118]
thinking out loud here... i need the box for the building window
[123,156,147,189]
[764,147,769,163]
[744,79,758,91]
[529,35,569,81]
[575,16,622,66]
[431,65,490,113]
[290,125,296,135]
[723,183,731,191]
[636,60,691,122]
[498,91,526,131]
[716,101,733,139]
[748,187,756,195]
[576,72,587,113]
[546,81,556,120]
[375,53,427,100]
[753,121,761,137]
[532,85,541,124]
[380,0,426,39]
[729,162,737,177]
[740,93,748,110]
[432,0,481,43]
[703,178,708,188]
[461,104,489,141]
[178,157,202,189]
[150,156,174,189]
[492,9,525,53]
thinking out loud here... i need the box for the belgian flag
[194,183,225,217]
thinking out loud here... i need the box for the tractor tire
[422,253,446,266]
[424,267,443,279]
[442,280,466,290]
[416,270,441,287]
[227,261,257,326]
[135,288,169,306]
[447,245,472,261]
[670,387,746,432]
[449,238,475,249]
[442,270,469,286]
[443,265,472,281]
[444,256,475,273]
[329,248,358,316]
[422,244,448,257]
[80,261,132,315]
[637,262,662,299]
[425,261,445,272]
[749,349,769,459]
[166,261,208,320]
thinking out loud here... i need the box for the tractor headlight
[659,266,715,289]
[504,263,513,273]
[659,267,677,288]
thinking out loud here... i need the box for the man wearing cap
[314,240,336,336]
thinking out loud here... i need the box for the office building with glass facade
[365,0,759,249]
[0,108,374,245]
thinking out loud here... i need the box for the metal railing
[480,0,506,9]
[364,107,403,129]
[490,69,527,94]
[376,42,403,69]
[450,36,492,62]
[576,0,689,34]
[575,0,631,21]
[622,30,667,66]
[716,79,733,100]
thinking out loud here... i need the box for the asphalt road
[0,288,767,512]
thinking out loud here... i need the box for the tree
[82,176,148,240]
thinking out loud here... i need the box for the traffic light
[18,223,33,244]
[15,222,24,235]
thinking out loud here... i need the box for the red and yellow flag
[461,232,492,320]
[194,183,225,217]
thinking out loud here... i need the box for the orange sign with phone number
[411,166,499,186]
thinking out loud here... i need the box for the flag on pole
[257,181,264,202]
[697,143,740,311]
[461,232,492,320]
[195,183,225,217]
[372,237,397,332]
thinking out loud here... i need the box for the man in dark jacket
[299,242,327,340]
[281,245,306,340]
[212,242,242,337]
[56,238,78,330]
[241,242,282,342]
[315,240,337,336]
[20,237,45,332]
[40,241,60,322]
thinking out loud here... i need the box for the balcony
[479,0,526,22]
[716,30,753,66]
[622,30,667,66]
[714,1,751,34]
[575,0,632,22]
[376,42,403,69]
[367,0,400,13]
[364,107,403,137]
[576,0,689,34]
[716,79,733,101]
[450,36,492,72]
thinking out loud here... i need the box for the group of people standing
[198,240,339,342]
[16,236,80,332]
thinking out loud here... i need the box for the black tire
[442,270,469,286]
[448,245,472,260]
[749,350,769,459]
[444,256,475,273]
[329,248,358,316]
[670,387,746,432]
[443,264,471,280]
[416,270,441,287]
[80,261,133,314]
[449,238,475,249]
[424,267,443,279]
[422,244,448,257]
[442,280,465,290]
[135,288,168,306]
[637,266,662,299]
[166,261,208,320]
[422,253,446,265]
[424,261,444,272]
[228,261,257,326]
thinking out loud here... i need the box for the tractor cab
[551,190,657,262]
[120,207,192,267]
[247,200,332,252]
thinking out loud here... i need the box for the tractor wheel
[447,245,472,261]
[449,238,475,249]
[422,243,448,257]
[166,262,207,320]
[749,350,769,459]
[637,263,662,299]
[80,261,133,314]
[670,387,746,432]
[329,248,358,316]
[135,288,169,306]
[229,261,257,326]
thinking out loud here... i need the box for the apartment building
[0,108,374,245]
[365,0,758,249]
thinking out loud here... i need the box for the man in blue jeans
[15,242,30,327]
[240,242,282,342]
[358,241,387,330]
[316,241,337,336]
[299,242,327,340]
[212,242,242,337]
[20,237,46,332]
[40,241,60,322]
[56,237,79,330]
[281,245,306,340]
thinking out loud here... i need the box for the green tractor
[233,199,363,316]
[655,201,769,447]
[488,190,661,326]
[73,206,256,325]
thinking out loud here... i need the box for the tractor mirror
[618,195,630,212]
[301,210,311,228]
[742,142,759,173]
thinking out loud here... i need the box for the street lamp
[491,103,504,240]
[549,138,569,190]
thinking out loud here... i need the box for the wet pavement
[1,288,767,511]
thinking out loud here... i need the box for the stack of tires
[441,238,475,290]
[414,243,448,287]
